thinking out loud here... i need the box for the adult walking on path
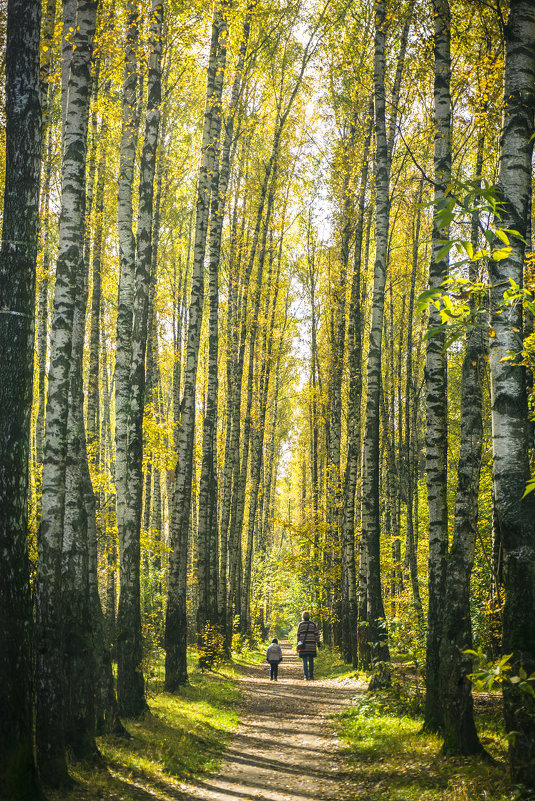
[296,610,321,680]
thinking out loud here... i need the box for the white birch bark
[117,0,163,717]
[361,0,390,684]
[35,0,97,785]
[166,0,229,690]
[424,0,451,732]
[489,0,535,785]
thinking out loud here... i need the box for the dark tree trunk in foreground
[36,0,97,785]
[361,0,390,684]
[424,0,451,733]
[0,0,42,797]
[439,137,487,757]
[490,0,535,787]
[439,319,486,754]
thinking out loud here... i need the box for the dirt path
[179,640,364,801]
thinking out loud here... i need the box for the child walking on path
[266,638,283,681]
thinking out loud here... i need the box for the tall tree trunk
[115,0,140,551]
[404,179,424,623]
[197,5,233,644]
[62,217,98,761]
[361,0,391,684]
[0,0,42,796]
[35,0,97,785]
[117,0,163,717]
[342,104,372,667]
[114,0,140,708]
[439,136,487,757]
[201,2,252,649]
[87,119,107,458]
[424,0,451,733]
[166,0,228,690]
[35,0,56,467]
[490,0,535,787]
[242,230,282,634]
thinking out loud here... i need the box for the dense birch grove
[0,0,535,797]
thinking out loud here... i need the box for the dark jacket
[297,620,320,657]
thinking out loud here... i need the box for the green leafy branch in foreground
[417,177,535,499]
[466,647,535,698]
[417,177,523,351]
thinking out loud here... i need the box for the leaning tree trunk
[424,0,451,733]
[489,0,535,787]
[0,0,42,797]
[35,0,97,786]
[361,0,391,685]
[166,0,228,690]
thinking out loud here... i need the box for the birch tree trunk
[117,0,163,717]
[405,179,424,623]
[490,0,535,786]
[342,105,372,667]
[361,0,390,684]
[439,136,487,756]
[424,0,451,733]
[197,6,231,643]
[61,211,97,760]
[0,0,42,795]
[35,0,97,785]
[242,232,282,634]
[166,0,228,690]
[115,0,140,577]
[35,0,56,468]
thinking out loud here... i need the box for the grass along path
[179,638,364,801]
[332,671,511,801]
[48,643,511,801]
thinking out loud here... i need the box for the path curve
[182,640,364,801]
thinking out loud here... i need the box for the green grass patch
[333,689,512,801]
[314,644,368,682]
[48,650,243,801]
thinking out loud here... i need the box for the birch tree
[489,0,535,786]
[424,0,451,733]
[166,0,229,690]
[360,0,390,683]
[116,0,164,717]
[35,0,98,784]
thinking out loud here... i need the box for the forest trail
[178,640,364,801]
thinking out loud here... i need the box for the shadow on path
[165,639,365,801]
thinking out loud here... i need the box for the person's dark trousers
[302,654,314,679]
[269,662,279,680]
